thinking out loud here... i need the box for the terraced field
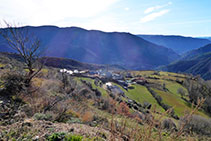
[113,83,165,112]
[153,88,209,118]
[75,77,108,97]
[73,71,210,119]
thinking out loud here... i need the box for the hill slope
[0,52,125,71]
[40,56,126,70]
[0,26,179,70]
[0,52,210,140]
[138,35,210,54]
[182,44,211,60]
[161,44,211,80]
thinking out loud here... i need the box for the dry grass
[106,98,206,141]
[81,111,93,122]
[0,66,209,140]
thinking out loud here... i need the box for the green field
[75,77,108,97]
[153,88,209,118]
[111,83,165,112]
[75,71,210,118]
[127,84,165,112]
[165,80,189,99]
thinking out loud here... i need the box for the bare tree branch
[0,21,45,86]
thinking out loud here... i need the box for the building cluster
[59,69,87,75]
[59,68,148,111]
[59,68,147,90]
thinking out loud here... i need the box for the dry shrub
[161,118,176,130]
[1,71,26,96]
[175,98,205,139]
[117,102,131,117]
[18,77,65,117]
[51,99,73,122]
[31,77,44,87]
[180,114,211,136]
[100,97,117,113]
[108,105,181,141]
[40,78,62,94]
[81,111,93,122]
[66,109,80,118]
[20,91,56,116]
[101,99,110,110]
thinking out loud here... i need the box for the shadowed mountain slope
[0,26,179,70]
[138,35,210,54]
[161,44,211,80]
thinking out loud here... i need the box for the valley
[1,0,211,140]
[0,52,210,140]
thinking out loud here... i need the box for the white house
[67,70,73,75]
[74,70,79,73]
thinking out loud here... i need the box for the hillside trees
[0,21,45,86]
[177,88,186,98]
[180,114,211,136]
[184,76,211,114]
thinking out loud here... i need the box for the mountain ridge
[138,34,210,54]
[161,44,211,80]
[0,52,125,71]
[0,26,180,70]
[182,44,211,60]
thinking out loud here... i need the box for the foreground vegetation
[0,53,211,140]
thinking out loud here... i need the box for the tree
[0,21,44,86]
[184,76,211,114]
[177,88,186,98]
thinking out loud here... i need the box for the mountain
[182,44,211,60]
[161,44,211,80]
[0,26,179,70]
[198,37,211,41]
[1,52,211,140]
[0,52,125,71]
[39,57,126,70]
[138,35,211,54]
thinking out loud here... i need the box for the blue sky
[0,0,211,37]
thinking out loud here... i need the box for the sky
[0,0,211,37]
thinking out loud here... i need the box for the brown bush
[1,71,26,96]
[81,111,93,122]
[117,102,131,117]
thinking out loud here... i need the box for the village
[59,68,148,89]
[59,68,150,112]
